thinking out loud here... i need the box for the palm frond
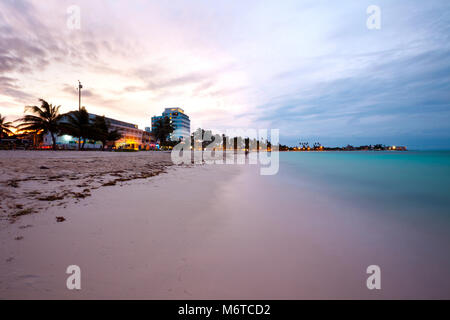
[19,99,63,144]
[0,126,14,135]
[24,105,46,119]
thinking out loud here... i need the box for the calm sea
[278,151,450,222]
[268,151,450,297]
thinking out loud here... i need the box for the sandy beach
[0,151,174,225]
[1,151,449,299]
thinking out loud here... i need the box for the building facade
[107,117,148,150]
[42,114,156,150]
[151,108,190,141]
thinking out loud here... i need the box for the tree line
[0,99,122,150]
[189,128,273,151]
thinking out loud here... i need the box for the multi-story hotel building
[42,114,156,150]
[151,108,190,141]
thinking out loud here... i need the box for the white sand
[0,150,174,224]
[1,151,449,299]
[1,163,245,299]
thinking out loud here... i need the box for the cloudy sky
[1,0,449,148]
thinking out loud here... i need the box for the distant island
[279,143,407,152]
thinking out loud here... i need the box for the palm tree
[60,107,91,150]
[91,115,108,150]
[153,116,174,147]
[17,99,63,150]
[0,114,14,141]
[106,129,122,150]
[92,115,122,150]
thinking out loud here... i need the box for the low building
[108,117,145,150]
[42,113,156,150]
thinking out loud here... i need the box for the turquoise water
[278,151,450,227]
[269,151,450,297]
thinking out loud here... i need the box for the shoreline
[1,152,449,299]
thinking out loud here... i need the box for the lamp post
[78,80,82,111]
[77,80,83,150]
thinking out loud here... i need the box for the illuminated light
[392,146,396,150]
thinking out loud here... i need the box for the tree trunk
[51,132,56,150]
[32,132,37,149]
[78,137,81,150]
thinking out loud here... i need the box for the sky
[0,0,449,149]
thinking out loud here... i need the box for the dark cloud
[124,70,215,93]
[0,76,33,100]
[253,47,450,142]
[0,0,140,101]
[60,83,133,116]
[0,0,51,75]
[0,37,49,73]
[124,62,238,96]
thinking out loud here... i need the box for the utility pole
[78,80,82,111]
[77,80,83,150]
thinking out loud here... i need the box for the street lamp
[77,80,82,111]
